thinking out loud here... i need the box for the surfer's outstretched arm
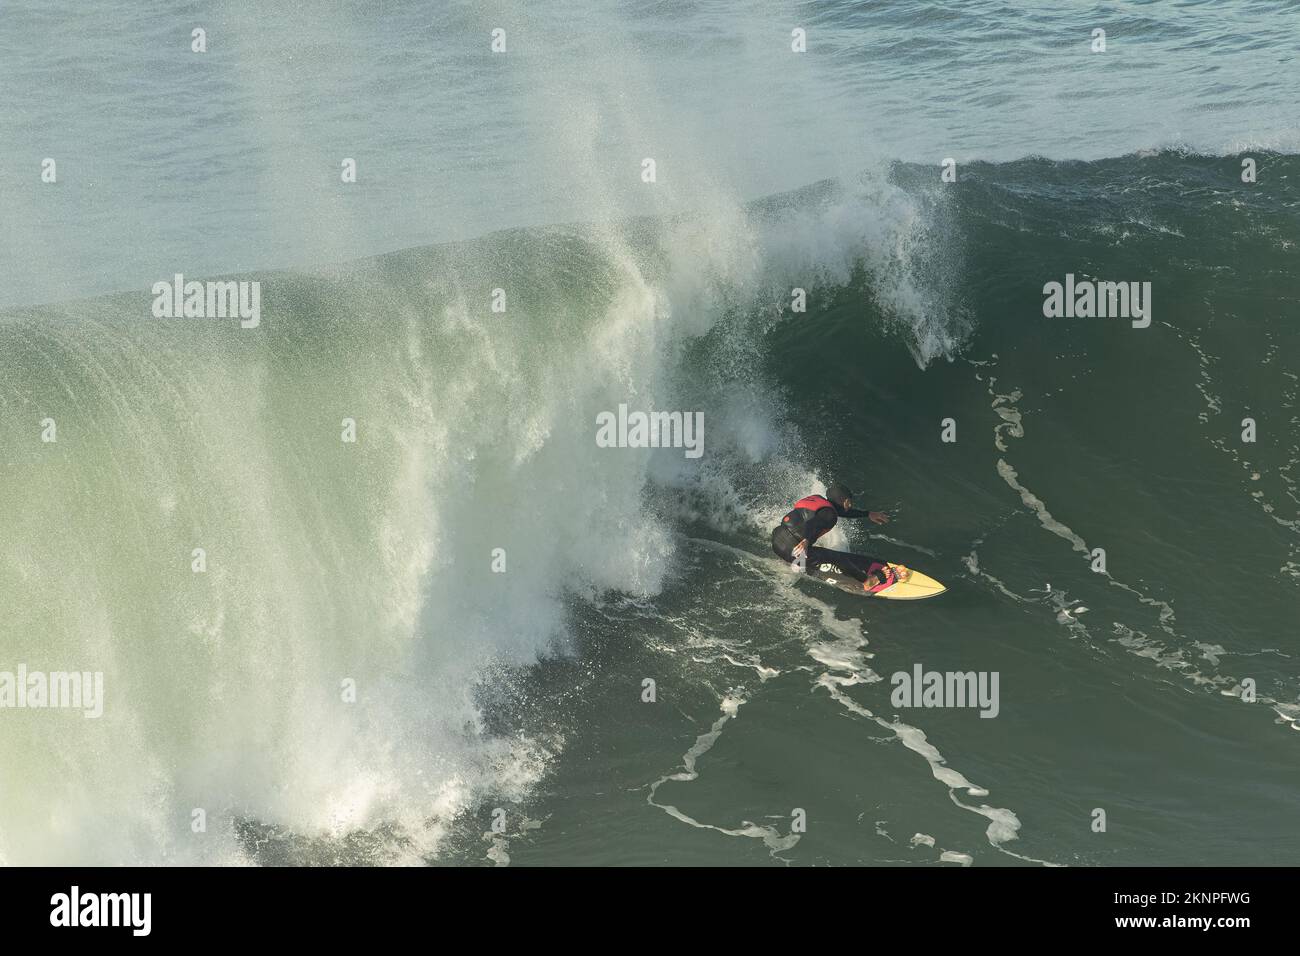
[825,482,889,525]
[840,507,890,525]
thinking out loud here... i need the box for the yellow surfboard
[866,565,947,601]
[806,554,947,601]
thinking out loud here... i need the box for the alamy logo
[1042,273,1151,328]
[595,403,704,459]
[50,886,151,936]
[890,663,1000,718]
[152,273,261,328]
[0,665,104,718]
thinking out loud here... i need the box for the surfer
[771,483,904,592]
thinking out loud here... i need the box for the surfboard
[803,550,947,601]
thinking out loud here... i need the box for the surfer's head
[825,482,854,513]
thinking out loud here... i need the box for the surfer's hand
[868,511,889,524]
[792,539,808,557]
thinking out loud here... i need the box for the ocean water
[0,1,1297,866]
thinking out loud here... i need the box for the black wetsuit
[771,499,884,583]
